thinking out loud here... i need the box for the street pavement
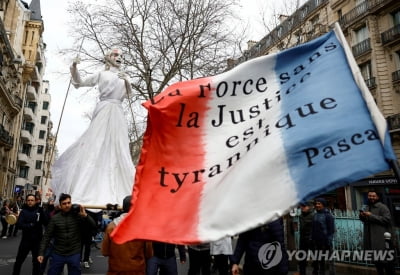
[0,232,108,274]
[0,231,382,275]
[0,232,190,274]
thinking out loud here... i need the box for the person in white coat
[51,48,135,207]
[210,236,233,275]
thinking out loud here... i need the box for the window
[359,61,372,80]
[41,116,47,124]
[43,101,49,110]
[22,144,32,156]
[35,160,42,169]
[355,0,365,6]
[28,102,36,113]
[19,166,29,178]
[277,26,283,38]
[337,9,342,20]
[24,31,28,44]
[39,130,46,139]
[354,25,369,44]
[395,51,400,70]
[311,15,320,26]
[24,122,34,134]
[301,6,309,18]
[37,145,44,154]
[393,10,400,26]
[34,176,41,185]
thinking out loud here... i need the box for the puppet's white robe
[51,66,135,207]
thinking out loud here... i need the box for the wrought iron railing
[339,0,392,27]
[392,70,400,82]
[381,24,400,45]
[333,210,400,267]
[340,1,368,26]
[293,210,400,268]
[364,77,376,88]
[0,124,13,149]
[352,38,371,57]
[387,113,400,133]
[233,0,329,66]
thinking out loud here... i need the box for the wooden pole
[82,204,122,211]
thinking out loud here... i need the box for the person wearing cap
[12,194,49,275]
[311,197,335,275]
[102,195,153,275]
[298,200,314,275]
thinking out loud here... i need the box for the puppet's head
[104,48,123,70]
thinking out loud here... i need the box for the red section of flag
[112,77,213,244]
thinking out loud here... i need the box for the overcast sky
[37,0,304,155]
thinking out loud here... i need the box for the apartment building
[0,0,54,200]
[0,0,28,198]
[230,0,400,217]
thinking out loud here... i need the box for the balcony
[387,113,400,133]
[26,85,37,101]
[351,38,371,58]
[339,0,393,28]
[393,70,400,82]
[15,177,28,187]
[21,129,33,142]
[23,107,34,121]
[0,124,13,149]
[365,77,376,89]
[381,24,400,46]
[339,1,368,27]
[17,152,30,165]
[13,95,23,109]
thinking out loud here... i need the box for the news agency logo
[258,241,283,270]
[287,249,395,262]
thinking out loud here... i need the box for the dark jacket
[359,201,393,251]
[230,218,288,275]
[39,210,96,256]
[311,208,335,247]
[17,204,48,241]
[299,210,314,247]
[152,241,186,261]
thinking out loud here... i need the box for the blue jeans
[146,256,178,275]
[47,252,81,275]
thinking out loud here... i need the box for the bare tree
[257,0,302,51]
[66,0,240,99]
[63,0,242,162]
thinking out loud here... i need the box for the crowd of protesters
[0,190,397,275]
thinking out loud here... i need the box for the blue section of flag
[274,30,394,200]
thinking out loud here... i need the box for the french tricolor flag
[112,23,396,244]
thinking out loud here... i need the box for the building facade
[230,0,400,216]
[0,0,54,200]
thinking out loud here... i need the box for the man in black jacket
[37,193,96,275]
[146,241,186,275]
[12,194,49,275]
[230,218,288,275]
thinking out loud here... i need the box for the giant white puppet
[51,49,135,207]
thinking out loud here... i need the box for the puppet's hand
[118,71,128,81]
[72,56,81,67]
